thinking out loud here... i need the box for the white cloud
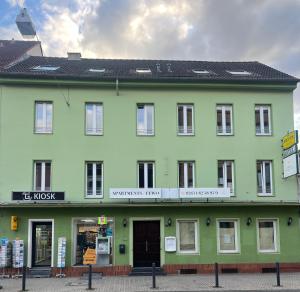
[6,0,25,7]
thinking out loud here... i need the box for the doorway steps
[28,267,52,278]
[129,267,166,276]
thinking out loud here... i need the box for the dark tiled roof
[0,40,41,69]
[0,56,298,84]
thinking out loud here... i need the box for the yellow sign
[98,215,107,225]
[282,131,298,150]
[83,248,96,265]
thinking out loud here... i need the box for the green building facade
[0,58,299,275]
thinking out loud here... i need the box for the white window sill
[257,193,273,197]
[256,133,272,136]
[177,251,199,255]
[217,133,233,136]
[137,134,155,136]
[84,195,103,199]
[86,133,103,136]
[218,250,240,254]
[177,133,195,136]
[258,250,278,254]
[34,131,53,134]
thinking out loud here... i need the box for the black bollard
[214,263,220,288]
[152,262,156,289]
[88,264,92,290]
[276,262,281,287]
[22,266,27,291]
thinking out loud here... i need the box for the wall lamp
[122,218,127,227]
[206,217,211,226]
[165,217,172,227]
[246,217,252,226]
[288,217,293,226]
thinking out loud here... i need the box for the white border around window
[177,104,194,136]
[256,218,279,253]
[137,161,155,188]
[216,219,240,254]
[257,160,273,196]
[176,219,199,254]
[255,105,272,136]
[216,104,233,135]
[85,161,104,198]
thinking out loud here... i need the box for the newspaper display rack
[12,239,24,278]
[0,238,10,278]
[56,237,66,278]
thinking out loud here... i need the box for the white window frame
[257,160,273,196]
[218,160,234,195]
[35,101,53,134]
[255,105,272,135]
[178,161,195,188]
[177,104,194,135]
[216,105,233,135]
[176,219,199,254]
[136,104,154,136]
[137,161,155,188]
[257,219,279,253]
[34,161,51,191]
[85,161,103,198]
[217,219,239,254]
[85,103,103,135]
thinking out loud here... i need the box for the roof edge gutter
[0,77,297,91]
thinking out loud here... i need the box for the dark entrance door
[32,222,52,267]
[133,220,160,267]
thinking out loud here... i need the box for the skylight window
[226,70,252,76]
[88,68,105,73]
[32,65,60,71]
[136,68,151,74]
[192,69,211,74]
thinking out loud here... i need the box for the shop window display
[74,217,114,266]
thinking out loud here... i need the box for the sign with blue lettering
[12,192,65,201]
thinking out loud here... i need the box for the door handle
[145,240,148,252]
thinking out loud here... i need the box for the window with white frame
[177,104,194,135]
[257,161,272,195]
[35,102,53,133]
[177,220,198,253]
[178,161,195,188]
[216,105,233,135]
[85,162,103,197]
[34,161,51,191]
[255,105,271,135]
[218,161,234,194]
[217,220,239,253]
[257,219,278,252]
[85,103,103,135]
[137,104,154,135]
[138,161,155,188]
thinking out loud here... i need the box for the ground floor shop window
[217,220,239,253]
[176,220,198,253]
[74,217,114,266]
[257,219,278,253]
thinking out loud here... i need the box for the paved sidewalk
[1,273,300,291]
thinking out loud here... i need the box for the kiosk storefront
[73,217,114,266]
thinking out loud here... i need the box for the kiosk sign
[282,131,298,150]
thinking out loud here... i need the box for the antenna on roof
[16,8,37,39]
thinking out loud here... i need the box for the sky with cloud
[1,0,299,129]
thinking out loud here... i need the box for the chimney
[67,52,81,61]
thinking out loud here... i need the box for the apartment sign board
[109,188,230,199]
[179,188,231,198]
[282,130,298,150]
[283,154,298,178]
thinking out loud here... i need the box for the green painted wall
[0,206,299,266]
[0,85,297,203]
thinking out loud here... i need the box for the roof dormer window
[32,65,60,71]
[136,68,151,74]
[88,68,105,73]
[226,70,252,76]
[192,69,211,74]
